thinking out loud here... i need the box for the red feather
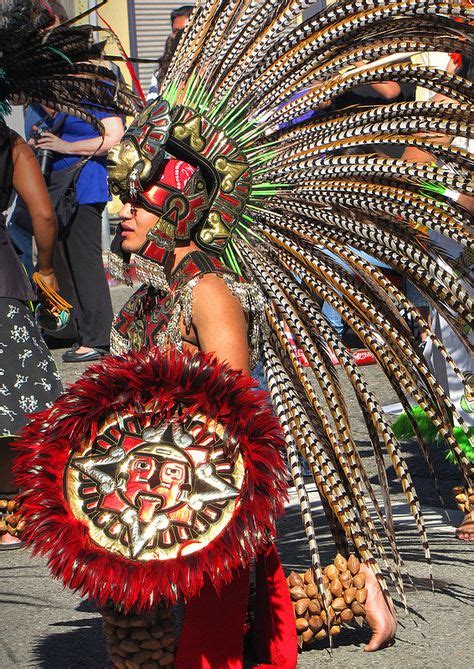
[14,348,287,614]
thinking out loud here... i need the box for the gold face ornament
[65,409,245,561]
[107,139,153,197]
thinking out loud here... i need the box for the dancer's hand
[37,268,59,293]
[360,563,397,652]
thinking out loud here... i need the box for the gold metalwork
[173,115,206,152]
[214,156,248,193]
[66,410,245,562]
[200,210,229,244]
[107,140,152,194]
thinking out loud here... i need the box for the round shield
[14,348,287,613]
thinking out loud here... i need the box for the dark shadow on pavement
[33,616,106,669]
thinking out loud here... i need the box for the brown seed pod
[340,608,354,623]
[150,625,165,639]
[351,601,366,617]
[308,598,322,615]
[329,579,343,598]
[321,608,336,625]
[330,625,341,636]
[110,655,126,669]
[324,564,339,581]
[302,628,314,644]
[296,617,309,632]
[308,615,324,632]
[322,575,330,588]
[101,611,117,624]
[159,653,175,666]
[16,519,27,533]
[295,598,310,616]
[132,649,153,663]
[151,649,164,660]
[103,622,115,635]
[303,569,314,584]
[116,628,128,640]
[288,571,305,588]
[334,554,348,573]
[332,597,346,612]
[343,586,357,604]
[290,586,307,601]
[129,616,149,628]
[305,582,318,598]
[120,639,141,653]
[141,638,164,650]
[356,587,368,604]
[347,555,361,575]
[161,634,175,646]
[353,572,366,589]
[131,629,152,641]
[315,628,327,640]
[339,570,352,589]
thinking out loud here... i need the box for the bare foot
[360,563,397,652]
[0,531,22,547]
[74,346,95,355]
[455,511,474,541]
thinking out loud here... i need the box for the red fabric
[175,569,250,669]
[252,544,298,669]
[142,159,196,211]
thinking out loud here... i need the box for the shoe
[63,342,80,355]
[328,349,377,366]
[62,347,108,363]
[352,349,376,366]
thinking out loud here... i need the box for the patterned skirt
[0,298,63,437]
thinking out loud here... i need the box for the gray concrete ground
[1,283,472,668]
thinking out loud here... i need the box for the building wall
[128,1,194,94]
[72,0,133,86]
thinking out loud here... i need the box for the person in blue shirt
[32,105,124,362]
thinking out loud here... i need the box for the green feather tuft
[392,405,474,464]
[447,426,474,464]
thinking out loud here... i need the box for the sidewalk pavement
[1,283,472,668]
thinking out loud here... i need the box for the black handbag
[11,160,85,239]
[46,161,85,239]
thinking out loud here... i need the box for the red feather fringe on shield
[14,348,288,614]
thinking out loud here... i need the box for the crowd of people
[0,1,472,668]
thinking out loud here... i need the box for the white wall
[4,106,25,138]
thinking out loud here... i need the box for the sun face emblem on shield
[65,411,245,561]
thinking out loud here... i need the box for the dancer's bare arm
[192,273,250,374]
[11,134,58,291]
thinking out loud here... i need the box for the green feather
[392,405,474,464]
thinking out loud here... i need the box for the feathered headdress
[0,0,141,126]
[106,0,474,604]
